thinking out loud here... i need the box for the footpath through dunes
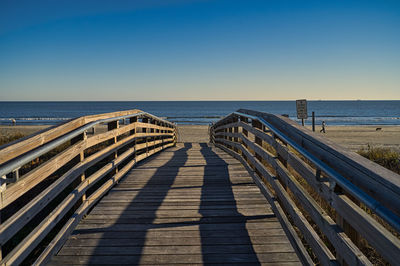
[49,143,302,265]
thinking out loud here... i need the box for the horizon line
[1,99,400,102]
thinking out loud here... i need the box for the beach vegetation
[0,131,25,146]
[357,145,400,175]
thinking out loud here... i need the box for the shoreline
[1,124,399,152]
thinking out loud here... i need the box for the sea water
[0,101,399,126]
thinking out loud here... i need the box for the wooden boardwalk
[50,143,301,265]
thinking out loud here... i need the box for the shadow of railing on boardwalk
[70,143,268,264]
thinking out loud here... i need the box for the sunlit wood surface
[50,143,301,265]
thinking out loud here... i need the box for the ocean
[0,101,399,126]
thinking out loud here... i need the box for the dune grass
[0,131,26,146]
[357,145,400,175]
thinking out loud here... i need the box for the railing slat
[0,109,176,265]
[213,142,314,265]
[284,143,400,264]
[216,138,337,265]
[34,141,172,265]
[210,109,400,265]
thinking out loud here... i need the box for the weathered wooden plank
[0,109,177,265]
[283,144,400,264]
[213,111,400,265]
[34,143,174,265]
[0,117,85,164]
[0,109,154,165]
[79,217,275,225]
[237,109,400,217]
[93,204,268,211]
[273,159,371,265]
[214,142,315,265]
[75,221,283,232]
[1,141,174,265]
[49,253,301,265]
[216,139,337,265]
[58,243,295,255]
[1,134,140,244]
[83,109,142,124]
[2,132,173,209]
[2,139,87,208]
[48,142,301,265]
[70,229,287,239]
[64,236,293,246]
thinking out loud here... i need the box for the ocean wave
[0,117,71,121]
[166,116,223,119]
[1,115,399,126]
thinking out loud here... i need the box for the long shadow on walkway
[86,143,192,264]
[199,143,260,265]
[61,143,268,265]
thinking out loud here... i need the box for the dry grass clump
[0,131,26,146]
[357,145,400,174]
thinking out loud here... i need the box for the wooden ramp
[50,143,301,265]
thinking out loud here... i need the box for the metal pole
[301,118,304,126]
[312,111,315,132]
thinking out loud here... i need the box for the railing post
[155,121,159,151]
[159,122,163,149]
[108,120,119,174]
[272,132,288,190]
[142,118,149,156]
[213,126,216,144]
[227,119,233,150]
[108,120,119,146]
[141,117,147,133]
[252,119,263,161]
[129,117,137,163]
[209,125,214,144]
[80,132,87,201]
[71,131,87,203]
[129,116,137,135]
[173,125,177,145]
[151,119,156,151]
[0,179,4,260]
[273,131,288,168]
[233,116,239,153]
[252,119,263,177]
[224,122,228,145]
[240,116,249,161]
[334,185,360,264]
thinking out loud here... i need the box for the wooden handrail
[210,109,400,265]
[0,109,176,265]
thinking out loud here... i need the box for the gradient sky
[1,0,399,100]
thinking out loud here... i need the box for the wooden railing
[0,109,176,265]
[210,109,400,265]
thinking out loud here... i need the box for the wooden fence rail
[210,109,400,265]
[0,109,176,265]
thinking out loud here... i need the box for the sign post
[296,99,308,126]
[312,111,315,131]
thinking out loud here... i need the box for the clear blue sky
[1,0,399,100]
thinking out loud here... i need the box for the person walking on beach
[320,121,326,133]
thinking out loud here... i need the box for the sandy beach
[1,124,399,152]
[0,125,51,138]
[307,125,400,152]
[176,125,400,152]
[176,125,210,143]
